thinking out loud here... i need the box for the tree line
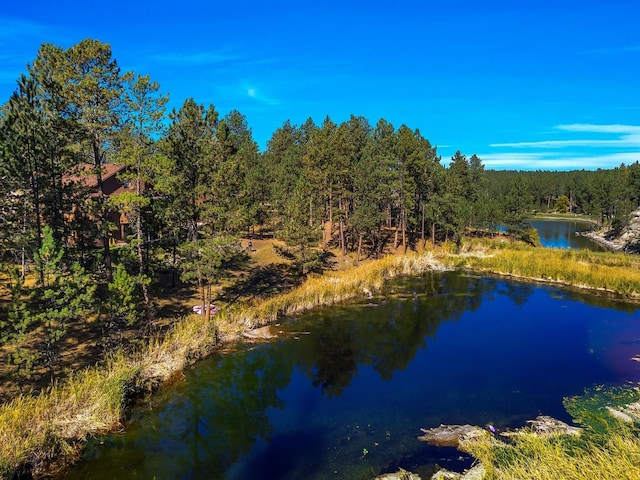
[1,38,639,387]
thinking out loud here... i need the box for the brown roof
[65,163,127,188]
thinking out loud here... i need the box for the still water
[62,272,640,479]
[530,219,605,251]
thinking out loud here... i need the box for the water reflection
[62,272,640,480]
[530,219,605,251]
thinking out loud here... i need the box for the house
[64,163,138,245]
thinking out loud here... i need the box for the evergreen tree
[111,72,169,323]
[56,39,124,278]
[32,226,96,379]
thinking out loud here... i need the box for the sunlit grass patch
[463,241,640,297]
[227,249,451,329]
[462,422,640,480]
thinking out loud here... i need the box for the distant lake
[529,219,606,251]
[60,272,640,479]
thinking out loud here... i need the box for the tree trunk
[135,176,153,325]
[326,190,333,246]
[204,283,212,322]
[92,140,112,280]
[339,197,346,256]
[393,218,399,249]
[421,203,426,248]
[431,222,437,247]
[402,209,407,253]
[357,234,363,263]
[171,236,177,288]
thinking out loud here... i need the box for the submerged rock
[417,424,487,447]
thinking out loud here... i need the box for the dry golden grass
[461,240,640,297]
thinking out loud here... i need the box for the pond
[529,218,605,251]
[60,272,640,479]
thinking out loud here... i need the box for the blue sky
[1,0,640,170]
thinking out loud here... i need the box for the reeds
[0,352,141,478]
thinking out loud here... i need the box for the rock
[418,424,487,447]
[375,468,421,480]
[607,407,635,423]
[430,470,460,480]
[498,415,581,438]
[431,464,485,480]
[242,325,276,340]
[526,415,582,436]
[582,207,640,253]
[607,401,640,423]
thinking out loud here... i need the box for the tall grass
[0,352,141,478]
[462,425,640,480]
[228,250,451,329]
[463,242,640,297]
[0,314,218,478]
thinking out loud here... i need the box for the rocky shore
[577,208,640,253]
[375,416,583,480]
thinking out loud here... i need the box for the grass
[227,249,451,329]
[530,212,598,223]
[0,353,141,478]
[462,423,640,480]
[0,312,219,478]
[461,240,640,297]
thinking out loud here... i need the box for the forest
[1,38,640,391]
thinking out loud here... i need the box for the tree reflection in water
[62,271,640,480]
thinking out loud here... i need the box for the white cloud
[244,85,280,106]
[557,123,640,134]
[491,124,640,149]
[491,139,624,148]
[480,152,640,171]
[483,123,640,169]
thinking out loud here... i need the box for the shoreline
[576,230,625,252]
[530,213,600,226]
